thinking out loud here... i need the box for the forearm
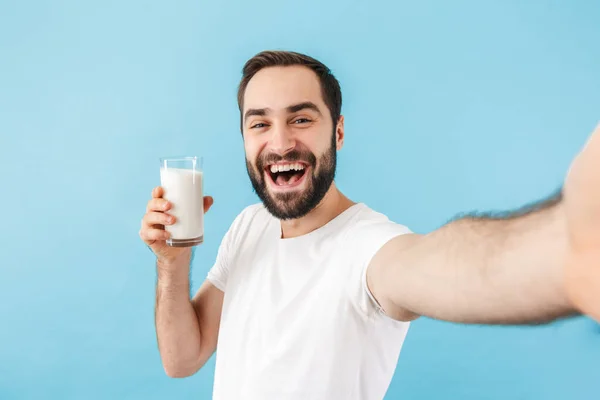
[381,191,578,324]
[155,253,203,377]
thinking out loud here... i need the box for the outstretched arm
[369,122,600,325]
[367,189,577,325]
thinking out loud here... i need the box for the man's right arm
[155,252,224,378]
[140,187,223,378]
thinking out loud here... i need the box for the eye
[292,118,312,124]
[250,122,268,129]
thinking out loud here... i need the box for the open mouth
[265,162,309,188]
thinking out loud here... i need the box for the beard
[245,134,337,220]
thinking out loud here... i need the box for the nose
[268,123,295,155]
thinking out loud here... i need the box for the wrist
[156,258,190,287]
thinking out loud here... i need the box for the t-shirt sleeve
[205,207,250,292]
[347,216,413,318]
[205,228,233,292]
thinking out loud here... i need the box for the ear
[335,115,345,150]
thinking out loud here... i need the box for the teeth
[269,163,305,173]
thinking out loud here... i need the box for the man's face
[242,65,343,220]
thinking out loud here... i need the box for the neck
[279,183,355,239]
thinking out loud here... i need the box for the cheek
[243,140,259,161]
[303,136,328,157]
[245,147,264,174]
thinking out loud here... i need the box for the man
[140,50,600,399]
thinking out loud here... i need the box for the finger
[139,227,170,243]
[146,198,172,212]
[152,186,164,198]
[204,196,214,214]
[143,211,176,227]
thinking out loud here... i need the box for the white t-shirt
[206,202,412,400]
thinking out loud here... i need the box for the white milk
[159,167,204,244]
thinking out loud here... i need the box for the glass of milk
[159,156,204,247]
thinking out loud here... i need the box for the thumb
[204,196,214,213]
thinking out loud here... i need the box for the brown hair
[237,50,342,131]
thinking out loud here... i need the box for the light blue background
[1,0,599,399]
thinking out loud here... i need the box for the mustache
[257,150,317,169]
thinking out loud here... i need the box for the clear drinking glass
[159,156,204,247]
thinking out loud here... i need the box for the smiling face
[241,65,344,220]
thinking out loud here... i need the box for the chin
[263,189,315,220]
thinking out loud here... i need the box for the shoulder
[223,202,274,240]
[209,202,272,263]
[344,203,412,240]
[340,204,416,320]
[341,204,413,275]
[340,203,413,270]
[232,202,272,226]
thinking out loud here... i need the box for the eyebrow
[287,102,322,115]
[244,101,322,122]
